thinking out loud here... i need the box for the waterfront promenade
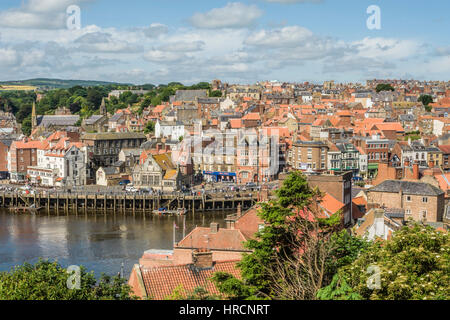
[0,189,262,215]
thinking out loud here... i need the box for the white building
[155,120,185,140]
[28,138,86,187]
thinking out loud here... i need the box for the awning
[203,171,236,177]
[368,163,379,170]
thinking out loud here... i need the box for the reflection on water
[0,210,227,278]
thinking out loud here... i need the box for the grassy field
[0,85,37,91]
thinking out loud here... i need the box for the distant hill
[0,78,131,89]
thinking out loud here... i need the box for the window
[422,197,428,203]
[421,210,427,219]
[406,209,411,215]
[406,195,411,202]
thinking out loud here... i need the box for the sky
[0,0,449,85]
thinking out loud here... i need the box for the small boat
[153,208,186,216]
[9,204,42,215]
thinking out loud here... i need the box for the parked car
[125,185,137,192]
[119,179,131,186]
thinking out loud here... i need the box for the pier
[0,191,260,215]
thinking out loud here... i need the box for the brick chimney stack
[404,158,410,167]
[192,249,213,269]
[413,161,420,180]
[428,160,434,169]
[237,203,242,217]
[210,222,219,234]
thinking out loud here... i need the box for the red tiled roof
[242,112,260,121]
[438,145,450,154]
[318,193,345,217]
[140,260,241,300]
[176,227,248,251]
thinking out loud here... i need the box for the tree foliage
[418,94,433,106]
[0,81,212,134]
[317,224,449,300]
[376,83,395,92]
[0,259,137,300]
[212,172,366,300]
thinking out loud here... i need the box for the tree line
[0,81,221,136]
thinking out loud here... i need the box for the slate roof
[109,113,123,122]
[81,132,146,140]
[37,115,80,128]
[100,166,118,175]
[84,115,104,125]
[399,114,415,121]
[172,89,207,102]
[369,180,444,196]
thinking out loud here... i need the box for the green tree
[418,95,433,106]
[419,95,433,112]
[317,224,450,300]
[21,117,32,136]
[376,84,395,93]
[144,121,155,134]
[151,96,162,106]
[209,90,222,97]
[0,259,137,300]
[86,87,105,109]
[212,172,360,300]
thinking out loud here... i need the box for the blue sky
[0,0,448,84]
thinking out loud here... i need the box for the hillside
[0,78,131,89]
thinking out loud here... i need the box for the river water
[0,210,227,278]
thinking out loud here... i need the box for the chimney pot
[192,249,213,269]
[210,222,219,234]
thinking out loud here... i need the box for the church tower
[31,101,37,129]
[100,97,107,116]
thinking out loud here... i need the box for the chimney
[404,158,410,167]
[237,203,242,217]
[192,249,213,269]
[428,160,434,169]
[413,161,419,180]
[210,222,219,234]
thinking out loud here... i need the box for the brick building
[289,140,328,172]
[0,139,13,179]
[305,171,353,225]
[367,180,445,223]
[8,139,44,183]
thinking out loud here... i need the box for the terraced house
[132,152,183,191]
[81,132,146,183]
[367,180,445,223]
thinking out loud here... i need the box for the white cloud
[0,0,94,29]
[352,37,422,60]
[74,32,142,53]
[189,2,263,29]
[435,46,450,56]
[265,0,322,3]
[143,23,169,38]
[158,41,205,52]
[245,26,314,47]
[143,50,187,63]
[0,48,19,67]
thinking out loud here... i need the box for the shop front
[203,171,236,182]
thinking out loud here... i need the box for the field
[0,85,37,91]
